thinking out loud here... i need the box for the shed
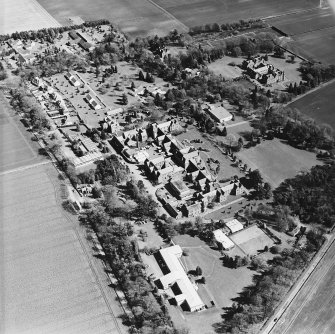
[213,229,235,250]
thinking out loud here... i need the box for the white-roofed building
[225,219,244,234]
[213,229,235,250]
[157,245,205,312]
[205,106,232,123]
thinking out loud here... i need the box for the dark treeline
[274,164,335,229]
[189,18,266,36]
[215,244,320,333]
[9,88,50,131]
[0,19,110,43]
[82,184,187,334]
[253,106,335,150]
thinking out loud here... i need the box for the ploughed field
[289,80,335,129]
[0,165,123,334]
[0,94,43,173]
[37,0,188,37]
[36,0,320,37]
[1,0,60,35]
[153,0,319,28]
[267,6,335,64]
[271,238,335,334]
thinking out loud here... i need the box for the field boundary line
[0,160,53,176]
[261,233,335,334]
[44,166,125,334]
[145,0,189,32]
[285,77,335,108]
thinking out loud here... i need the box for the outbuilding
[213,229,235,250]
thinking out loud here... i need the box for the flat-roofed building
[225,219,244,234]
[213,229,235,250]
[157,245,205,312]
[169,179,191,199]
[205,106,232,123]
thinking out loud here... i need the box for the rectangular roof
[213,229,235,249]
[207,106,232,121]
[225,219,244,234]
[159,246,204,310]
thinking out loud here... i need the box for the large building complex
[157,245,205,312]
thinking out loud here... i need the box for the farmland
[237,138,321,187]
[267,6,335,64]
[1,0,60,35]
[0,93,42,173]
[288,27,335,64]
[267,7,335,36]
[271,238,335,334]
[289,80,335,129]
[37,0,187,37]
[153,0,319,29]
[33,0,320,37]
[0,164,126,334]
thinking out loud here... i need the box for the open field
[289,80,335,129]
[237,138,321,187]
[154,0,319,28]
[0,164,126,334]
[35,0,320,37]
[271,238,335,334]
[0,94,44,173]
[207,56,243,79]
[1,0,60,35]
[288,27,335,64]
[37,0,187,37]
[170,234,253,334]
[268,7,335,36]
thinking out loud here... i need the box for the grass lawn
[207,56,243,79]
[289,80,335,129]
[170,234,254,334]
[237,138,321,187]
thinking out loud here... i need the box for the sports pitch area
[289,80,335,129]
[237,138,321,187]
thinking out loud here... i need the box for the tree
[131,81,135,90]
[122,93,128,105]
[222,126,227,136]
[195,266,202,276]
[263,182,272,199]
[249,169,263,189]
[139,70,145,81]
[92,186,102,198]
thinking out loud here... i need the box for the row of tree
[189,19,266,35]
[0,19,111,43]
[9,88,50,131]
